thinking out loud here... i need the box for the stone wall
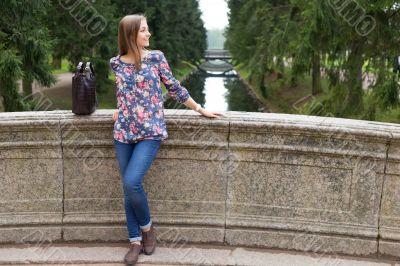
[0,110,399,258]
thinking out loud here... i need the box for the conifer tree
[0,0,55,111]
[47,0,116,94]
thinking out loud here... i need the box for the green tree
[0,0,55,111]
[113,0,206,67]
[46,0,116,94]
[225,0,400,118]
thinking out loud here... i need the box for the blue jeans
[113,138,161,242]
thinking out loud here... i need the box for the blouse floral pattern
[109,50,191,144]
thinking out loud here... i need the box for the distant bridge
[199,49,235,77]
[204,49,232,61]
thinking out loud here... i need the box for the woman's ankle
[130,240,141,245]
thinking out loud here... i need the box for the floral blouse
[109,50,191,144]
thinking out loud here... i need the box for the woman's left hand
[199,109,225,118]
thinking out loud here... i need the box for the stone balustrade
[0,109,399,259]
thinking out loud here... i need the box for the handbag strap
[85,62,95,75]
[76,62,85,73]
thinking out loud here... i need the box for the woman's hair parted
[118,14,147,70]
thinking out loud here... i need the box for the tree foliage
[112,0,206,67]
[225,0,400,118]
[0,0,55,111]
[0,0,206,111]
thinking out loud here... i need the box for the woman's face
[136,19,151,49]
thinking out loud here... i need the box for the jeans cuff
[129,236,142,242]
[139,219,152,230]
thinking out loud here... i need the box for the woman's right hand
[112,109,119,121]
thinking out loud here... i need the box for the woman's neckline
[118,51,152,65]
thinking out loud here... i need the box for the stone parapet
[0,110,399,258]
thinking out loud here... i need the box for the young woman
[110,14,223,265]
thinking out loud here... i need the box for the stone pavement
[0,243,399,266]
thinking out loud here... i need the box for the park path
[29,72,74,110]
[32,72,73,95]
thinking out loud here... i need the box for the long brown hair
[118,14,147,70]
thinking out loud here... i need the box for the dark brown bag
[72,62,98,115]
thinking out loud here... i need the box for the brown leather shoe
[124,243,143,265]
[142,225,156,255]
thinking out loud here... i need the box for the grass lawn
[236,63,400,123]
[51,58,71,74]
[375,106,400,123]
[235,64,329,114]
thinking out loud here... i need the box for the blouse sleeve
[157,52,190,104]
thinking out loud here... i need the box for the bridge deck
[0,242,396,265]
[205,49,232,59]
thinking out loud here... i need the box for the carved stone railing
[0,110,399,259]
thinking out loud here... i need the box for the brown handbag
[72,62,98,115]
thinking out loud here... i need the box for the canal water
[164,69,263,112]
